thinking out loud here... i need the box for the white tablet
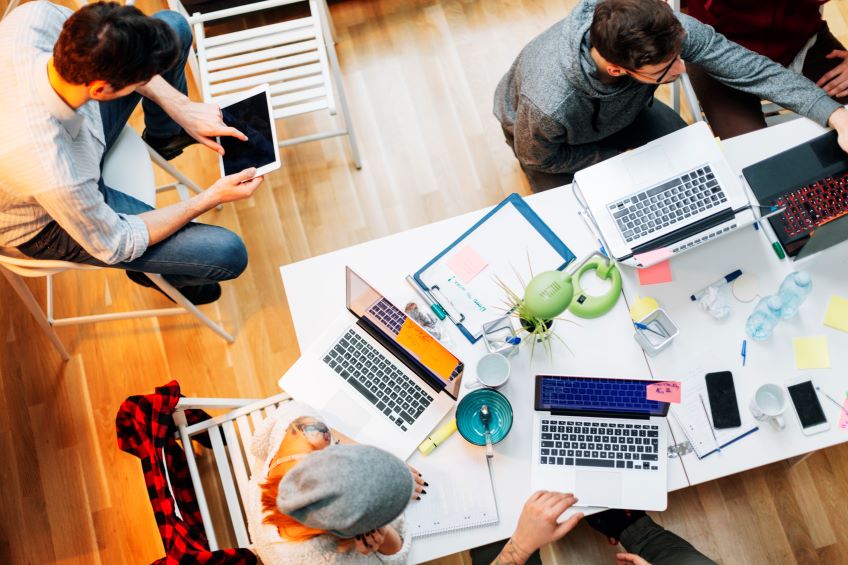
[217,84,281,178]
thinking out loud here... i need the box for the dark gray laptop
[743,130,848,260]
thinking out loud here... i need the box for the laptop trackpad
[324,391,372,436]
[575,470,623,508]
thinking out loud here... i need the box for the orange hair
[259,418,329,541]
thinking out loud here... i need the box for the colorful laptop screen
[346,268,463,396]
[535,375,669,417]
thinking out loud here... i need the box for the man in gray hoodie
[494,0,848,192]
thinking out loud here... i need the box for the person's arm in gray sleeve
[678,13,842,127]
[33,178,149,265]
[513,95,619,175]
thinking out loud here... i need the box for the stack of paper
[405,433,498,537]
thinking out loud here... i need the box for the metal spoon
[480,404,493,459]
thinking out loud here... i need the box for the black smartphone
[705,371,741,428]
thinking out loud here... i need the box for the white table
[278,116,848,563]
[618,117,848,487]
[279,188,689,563]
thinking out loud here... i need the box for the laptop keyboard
[539,419,660,471]
[368,298,406,335]
[323,329,433,431]
[774,171,848,238]
[608,165,727,243]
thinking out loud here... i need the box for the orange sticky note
[646,381,681,403]
[446,245,488,284]
[638,260,672,285]
[396,318,458,379]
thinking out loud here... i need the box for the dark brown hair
[54,2,179,91]
[590,0,684,70]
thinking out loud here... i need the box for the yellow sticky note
[793,336,831,370]
[824,295,848,333]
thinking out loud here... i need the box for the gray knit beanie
[276,444,413,538]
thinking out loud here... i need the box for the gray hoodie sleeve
[680,13,841,127]
[513,94,620,175]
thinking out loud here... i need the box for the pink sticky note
[646,381,681,403]
[446,245,488,284]
[634,248,673,267]
[637,260,672,285]
[839,397,848,430]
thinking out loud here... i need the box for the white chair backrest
[191,0,336,120]
[174,392,292,550]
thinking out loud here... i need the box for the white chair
[0,126,235,362]
[670,72,704,123]
[183,0,362,169]
[173,392,292,549]
[668,0,704,123]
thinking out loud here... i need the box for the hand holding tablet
[209,167,265,204]
[216,84,281,178]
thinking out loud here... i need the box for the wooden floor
[3,0,848,563]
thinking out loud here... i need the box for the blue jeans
[19,11,248,288]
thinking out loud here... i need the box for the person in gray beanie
[277,444,414,539]
[246,401,424,564]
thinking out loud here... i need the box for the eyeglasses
[625,56,680,84]
[296,421,332,437]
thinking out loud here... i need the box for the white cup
[749,383,787,430]
[464,353,510,389]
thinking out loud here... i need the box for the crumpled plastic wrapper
[697,284,731,319]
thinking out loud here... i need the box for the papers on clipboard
[413,194,576,343]
[671,378,758,459]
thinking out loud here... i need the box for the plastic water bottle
[777,271,812,319]
[745,295,784,340]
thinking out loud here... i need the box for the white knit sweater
[245,401,412,564]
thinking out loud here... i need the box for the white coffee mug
[749,383,787,430]
[465,353,510,389]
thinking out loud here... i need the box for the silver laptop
[573,122,754,268]
[279,267,464,461]
[530,375,670,511]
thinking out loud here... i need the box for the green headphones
[522,252,622,321]
[567,253,622,319]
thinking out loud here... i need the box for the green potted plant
[495,265,577,358]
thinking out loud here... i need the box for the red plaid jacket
[116,381,257,565]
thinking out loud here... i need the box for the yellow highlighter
[418,419,457,455]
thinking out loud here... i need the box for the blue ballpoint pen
[741,339,747,367]
[634,322,666,338]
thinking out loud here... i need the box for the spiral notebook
[406,432,499,537]
[671,378,758,459]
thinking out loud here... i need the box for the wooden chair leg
[145,274,235,343]
[0,268,70,361]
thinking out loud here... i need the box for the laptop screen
[535,375,670,418]
[345,268,463,397]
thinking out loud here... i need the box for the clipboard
[413,193,575,343]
